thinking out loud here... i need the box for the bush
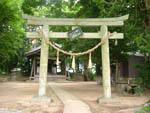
[136,61,150,89]
[136,106,150,113]
[0,71,6,75]
[135,87,145,94]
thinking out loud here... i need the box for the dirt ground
[0,82,63,113]
[0,81,149,113]
[55,82,149,113]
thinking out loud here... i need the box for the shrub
[136,106,150,113]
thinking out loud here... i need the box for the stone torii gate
[23,14,129,101]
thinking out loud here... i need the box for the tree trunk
[83,62,89,81]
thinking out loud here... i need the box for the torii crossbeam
[24,14,129,103]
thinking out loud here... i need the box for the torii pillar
[38,25,49,97]
[101,25,111,99]
[98,25,120,103]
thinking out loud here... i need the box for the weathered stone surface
[32,96,51,103]
[38,25,49,97]
[98,97,120,104]
[101,25,111,99]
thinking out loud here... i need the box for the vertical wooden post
[38,25,49,97]
[33,56,36,76]
[30,58,34,80]
[115,61,119,83]
[101,25,111,99]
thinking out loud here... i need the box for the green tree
[0,0,25,73]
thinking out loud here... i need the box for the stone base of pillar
[97,97,120,104]
[32,96,51,103]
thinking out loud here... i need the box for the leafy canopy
[0,0,24,72]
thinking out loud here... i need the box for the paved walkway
[0,108,24,113]
[49,83,92,113]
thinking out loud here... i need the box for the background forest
[0,0,150,88]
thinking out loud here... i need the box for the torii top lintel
[23,14,129,26]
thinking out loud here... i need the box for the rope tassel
[72,56,76,70]
[88,53,92,69]
[115,39,118,46]
[56,50,59,66]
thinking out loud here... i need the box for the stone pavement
[0,108,24,113]
[49,83,92,113]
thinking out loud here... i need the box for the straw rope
[88,52,92,69]
[72,56,76,69]
[56,50,59,65]
[37,29,116,56]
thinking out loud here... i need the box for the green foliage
[136,60,150,89]
[136,106,150,113]
[136,77,144,85]
[18,57,31,75]
[22,0,47,14]
[135,87,145,94]
[0,0,25,72]
[0,71,6,75]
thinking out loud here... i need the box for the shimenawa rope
[37,29,116,69]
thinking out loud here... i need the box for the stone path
[0,108,24,113]
[49,83,92,113]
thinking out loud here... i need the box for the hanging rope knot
[72,56,75,69]
[88,52,92,69]
[115,40,118,46]
[56,50,60,66]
